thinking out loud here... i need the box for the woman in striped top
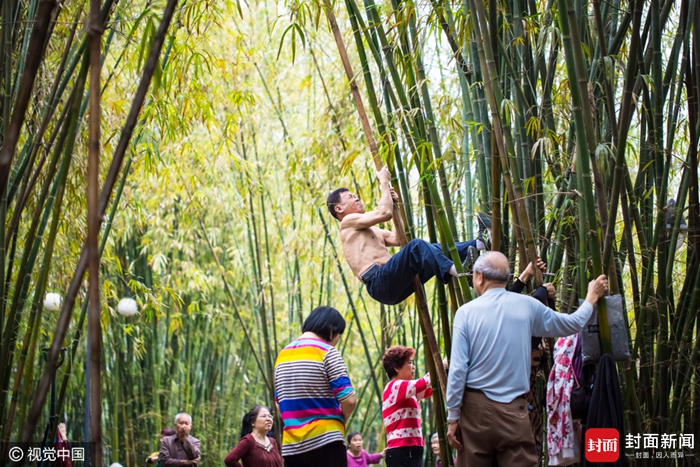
[274,306,357,467]
[381,346,443,467]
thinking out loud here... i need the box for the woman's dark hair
[302,306,346,342]
[327,188,349,220]
[347,431,362,444]
[161,428,176,437]
[382,346,415,379]
[240,405,268,439]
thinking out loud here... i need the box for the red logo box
[585,428,620,462]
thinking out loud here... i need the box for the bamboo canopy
[0,0,696,466]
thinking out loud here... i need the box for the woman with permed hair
[381,346,447,467]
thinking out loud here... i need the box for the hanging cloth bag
[578,295,630,364]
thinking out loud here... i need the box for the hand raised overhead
[376,166,391,183]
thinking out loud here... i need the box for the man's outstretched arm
[531,275,608,337]
[341,167,395,230]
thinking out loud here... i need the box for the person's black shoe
[476,212,492,250]
[477,212,492,230]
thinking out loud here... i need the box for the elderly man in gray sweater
[161,413,201,467]
[446,251,608,467]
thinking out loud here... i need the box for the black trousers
[386,446,424,467]
[365,239,476,305]
[283,441,347,467]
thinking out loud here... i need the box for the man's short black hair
[327,188,349,220]
[302,306,346,342]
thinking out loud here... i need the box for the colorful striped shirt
[274,338,355,456]
[382,374,432,448]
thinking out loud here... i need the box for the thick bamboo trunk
[87,0,103,462]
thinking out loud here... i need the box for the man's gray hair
[473,251,510,283]
[174,412,192,424]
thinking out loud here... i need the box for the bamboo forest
[0,0,698,465]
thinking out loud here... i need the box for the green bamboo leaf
[525,116,541,138]
[580,41,592,60]
[138,16,156,71]
[277,23,306,63]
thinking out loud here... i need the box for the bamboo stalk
[255,154,279,357]
[0,84,75,414]
[8,7,80,206]
[0,0,14,140]
[0,0,59,362]
[1,56,86,441]
[464,0,542,283]
[560,0,609,238]
[20,0,179,442]
[0,0,58,200]
[54,156,133,444]
[87,0,103,459]
[241,134,276,414]
[601,0,643,275]
[321,3,451,463]
[11,0,40,104]
[407,5,460,242]
[321,0,447,391]
[557,0,612,353]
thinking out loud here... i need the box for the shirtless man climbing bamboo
[327,167,487,305]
